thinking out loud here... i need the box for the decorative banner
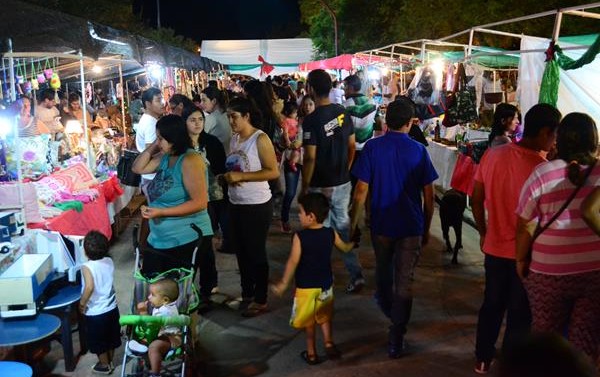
[258,55,274,76]
[538,35,600,107]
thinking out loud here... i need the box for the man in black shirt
[301,69,365,293]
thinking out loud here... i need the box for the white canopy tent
[519,35,600,127]
[201,38,314,78]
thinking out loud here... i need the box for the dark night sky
[137,0,303,42]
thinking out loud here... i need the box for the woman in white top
[221,96,279,317]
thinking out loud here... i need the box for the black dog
[439,189,467,264]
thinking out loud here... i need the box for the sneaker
[345,278,365,294]
[474,360,493,374]
[281,221,292,233]
[127,340,148,355]
[91,362,112,375]
[388,326,405,359]
[388,339,405,359]
[211,286,219,294]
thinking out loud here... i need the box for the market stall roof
[200,38,313,78]
[298,52,417,71]
[0,0,221,72]
[358,2,600,69]
[201,38,313,65]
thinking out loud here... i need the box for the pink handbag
[450,154,477,195]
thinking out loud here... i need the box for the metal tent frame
[360,2,600,65]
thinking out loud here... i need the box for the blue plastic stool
[0,361,33,377]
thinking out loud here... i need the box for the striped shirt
[18,118,40,137]
[516,159,600,275]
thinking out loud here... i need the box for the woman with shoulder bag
[515,112,600,365]
[132,115,213,276]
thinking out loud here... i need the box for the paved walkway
[43,203,487,377]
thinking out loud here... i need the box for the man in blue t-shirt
[350,97,438,359]
[301,69,365,294]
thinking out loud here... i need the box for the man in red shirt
[472,103,561,374]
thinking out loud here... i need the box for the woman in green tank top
[132,114,213,275]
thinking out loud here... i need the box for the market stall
[0,2,220,369]
[358,3,600,196]
[0,0,223,246]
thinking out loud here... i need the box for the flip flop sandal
[325,343,341,360]
[241,303,268,317]
[300,350,321,365]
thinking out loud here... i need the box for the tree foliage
[300,0,600,57]
[21,0,198,52]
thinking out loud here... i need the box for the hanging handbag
[44,59,54,80]
[15,61,24,84]
[30,60,39,90]
[50,72,61,90]
[450,154,477,195]
[409,65,442,106]
[443,63,478,127]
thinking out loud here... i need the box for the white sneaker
[127,340,148,355]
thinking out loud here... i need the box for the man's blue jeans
[309,181,363,282]
[371,234,421,339]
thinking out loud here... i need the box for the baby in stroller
[120,224,200,377]
[128,279,182,377]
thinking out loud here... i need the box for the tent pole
[125,80,130,112]
[564,9,600,19]
[119,62,126,138]
[475,28,523,39]
[8,39,16,102]
[79,50,93,172]
[6,40,25,222]
[467,28,474,57]
[400,64,404,93]
[552,11,563,42]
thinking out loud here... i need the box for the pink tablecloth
[28,183,113,239]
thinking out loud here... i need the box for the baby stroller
[119,224,203,377]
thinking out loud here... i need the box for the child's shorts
[290,287,333,329]
[85,306,122,354]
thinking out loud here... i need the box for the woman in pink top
[516,112,600,365]
[281,101,300,172]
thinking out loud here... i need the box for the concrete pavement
[43,202,487,377]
